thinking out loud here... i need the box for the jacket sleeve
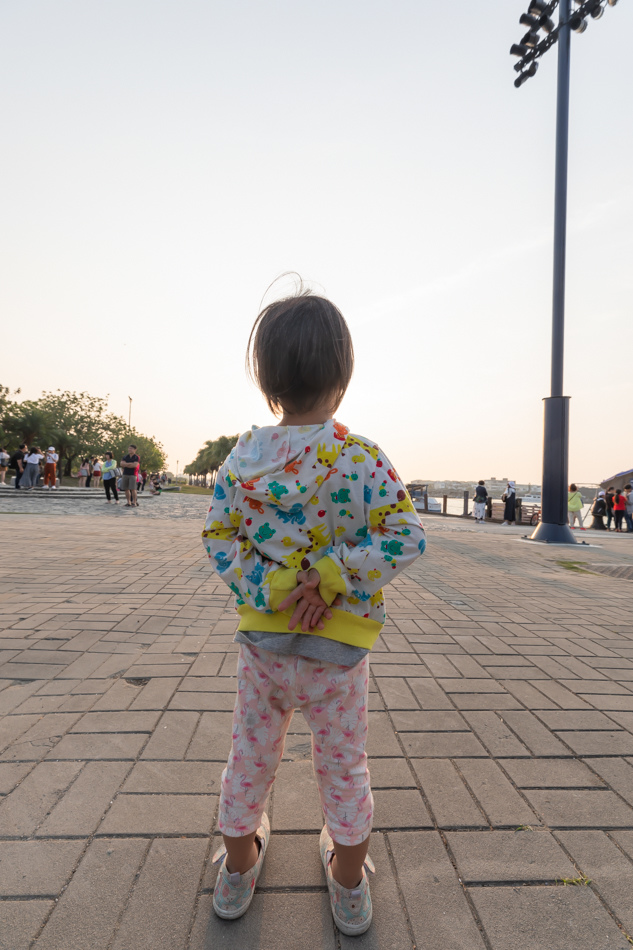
[201,453,297,612]
[306,447,426,607]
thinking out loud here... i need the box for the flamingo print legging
[218,644,373,847]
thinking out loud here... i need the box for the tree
[107,419,166,474]
[185,435,238,486]
[3,402,52,450]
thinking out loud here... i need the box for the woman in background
[78,459,90,488]
[502,481,516,526]
[0,446,9,485]
[21,446,44,490]
[590,491,607,530]
[613,488,627,532]
[567,484,585,530]
[101,452,119,504]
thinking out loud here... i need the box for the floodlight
[520,13,540,29]
[607,0,619,6]
[510,42,530,57]
[590,2,605,17]
[570,13,588,31]
[528,0,548,14]
[514,60,539,88]
[521,30,540,47]
[539,14,555,32]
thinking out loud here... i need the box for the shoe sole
[213,892,254,920]
[332,907,373,936]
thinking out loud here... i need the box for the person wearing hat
[43,446,59,490]
[589,491,607,530]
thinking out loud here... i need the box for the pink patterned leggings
[218,644,373,847]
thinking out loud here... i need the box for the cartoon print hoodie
[202,419,426,651]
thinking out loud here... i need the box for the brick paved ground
[1,512,633,949]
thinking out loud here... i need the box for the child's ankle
[330,856,362,890]
[226,840,260,876]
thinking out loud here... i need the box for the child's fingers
[287,597,309,631]
[277,584,306,613]
[301,605,316,632]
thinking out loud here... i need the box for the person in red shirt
[612,488,627,532]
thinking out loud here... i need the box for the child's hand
[276,568,333,632]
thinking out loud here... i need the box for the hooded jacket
[202,419,425,651]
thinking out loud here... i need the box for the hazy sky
[2,1,631,485]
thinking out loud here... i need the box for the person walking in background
[92,457,102,490]
[0,447,9,485]
[473,480,487,523]
[43,446,58,490]
[21,446,44,490]
[202,288,425,935]
[10,443,27,489]
[624,484,633,534]
[502,480,516,525]
[85,458,93,488]
[590,491,607,530]
[101,452,119,504]
[121,443,140,507]
[606,487,615,531]
[78,459,90,488]
[567,483,585,530]
[140,469,148,492]
[613,488,627,532]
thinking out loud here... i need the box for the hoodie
[202,419,426,651]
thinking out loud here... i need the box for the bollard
[423,492,429,512]
[463,490,469,517]
[443,495,447,515]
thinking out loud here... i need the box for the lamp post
[510,0,619,544]
[128,396,132,431]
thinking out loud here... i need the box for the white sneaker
[320,826,374,936]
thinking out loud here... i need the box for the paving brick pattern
[2,512,633,948]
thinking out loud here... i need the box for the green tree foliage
[185,435,239,486]
[0,386,166,482]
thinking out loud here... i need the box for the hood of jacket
[231,419,349,508]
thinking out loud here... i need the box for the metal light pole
[510,0,620,544]
[530,0,575,543]
[128,396,132,430]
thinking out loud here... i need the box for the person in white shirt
[44,446,59,490]
[0,446,9,485]
[92,457,102,490]
[21,446,44,490]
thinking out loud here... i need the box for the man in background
[121,444,140,508]
[11,443,27,490]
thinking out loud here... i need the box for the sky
[1,1,631,485]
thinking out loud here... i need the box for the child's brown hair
[247,287,354,415]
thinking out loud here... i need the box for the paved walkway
[1,513,633,950]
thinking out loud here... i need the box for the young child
[202,289,425,935]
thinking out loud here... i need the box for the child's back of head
[248,287,354,418]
